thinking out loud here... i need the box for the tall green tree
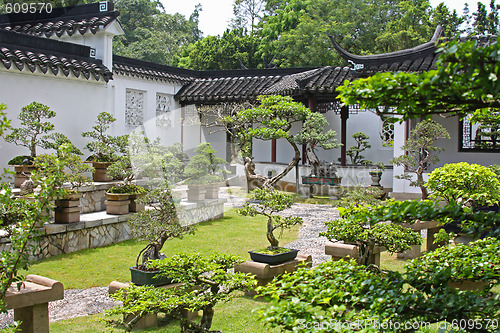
[230,0,266,33]
[113,0,202,65]
[173,29,262,70]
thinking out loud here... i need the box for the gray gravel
[0,191,338,327]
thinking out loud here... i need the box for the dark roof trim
[0,29,112,82]
[0,29,90,57]
[329,25,443,66]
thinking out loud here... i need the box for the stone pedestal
[300,185,311,199]
[5,275,64,333]
[324,241,384,266]
[234,254,312,294]
[92,162,113,182]
[105,199,131,215]
[398,220,442,259]
[186,185,206,202]
[54,197,81,224]
[329,185,341,200]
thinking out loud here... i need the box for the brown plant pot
[105,192,130,215]
[92,161,113,182]
[54,192,82,224]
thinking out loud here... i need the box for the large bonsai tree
[392,119,450,199]
[294,112,340,176]
[82,111,128,162]
[4,101,78,162]
[236,95,310,189]
[238,188,302,251]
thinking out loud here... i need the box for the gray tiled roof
[0,30,112,82]
[0,2,119,37]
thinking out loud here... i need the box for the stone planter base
[235,254,312,295]
[13,165,37,188]
[5,275,64,333]
[448,280,489,291]
[54,194,82,224]
[325,241,384,266]
[105,199,130,215]
[129,193,146,212]
[204,184,220,199]
[186,185,206,201]
[92,162,113,182]
[397,221,443,259]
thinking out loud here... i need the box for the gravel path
[0,192,338,327]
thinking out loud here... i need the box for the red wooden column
[271,139,277,162]
[340,105,349,166]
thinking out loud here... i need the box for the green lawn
[21,208,298,332]
[23,209,299,289]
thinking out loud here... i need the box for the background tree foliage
[112,0,202,65]
[172,29,262,70]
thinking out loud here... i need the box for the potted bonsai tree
[81,111,128,182]
[183,142,227,201]
[128,180,194,286]
[31,144,93,223]
[4,102,78,187]
[368,162,385,188]
[237,188,303,265]
[105,156,148,215]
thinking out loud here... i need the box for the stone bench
[5,275,64,333]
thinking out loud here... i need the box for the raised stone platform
[0,198,227,260]
[325,241,385,266]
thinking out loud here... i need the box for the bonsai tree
[237,188,302,252]
[109,253,254,332]
[392,119,450,199]
[128,181,194,269]
[294,112,340,176]
[184,142,228,184]
[346,132,372,165]
[31,144,93,199]
[321,200,432,265]
[236,95,310,189]
[426,162,500,210]
[82,111,128,162]
[4,101,77,164]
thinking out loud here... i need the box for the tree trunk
[264,138,301,188]
[267,217,279,249]
[200,306,214,331]
[417,172,428,200]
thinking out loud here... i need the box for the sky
[161,0,485,37]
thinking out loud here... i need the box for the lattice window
[156,93,173,127]
[380,117,395,147]
[460,114,500,151]
[125,89,144,126]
